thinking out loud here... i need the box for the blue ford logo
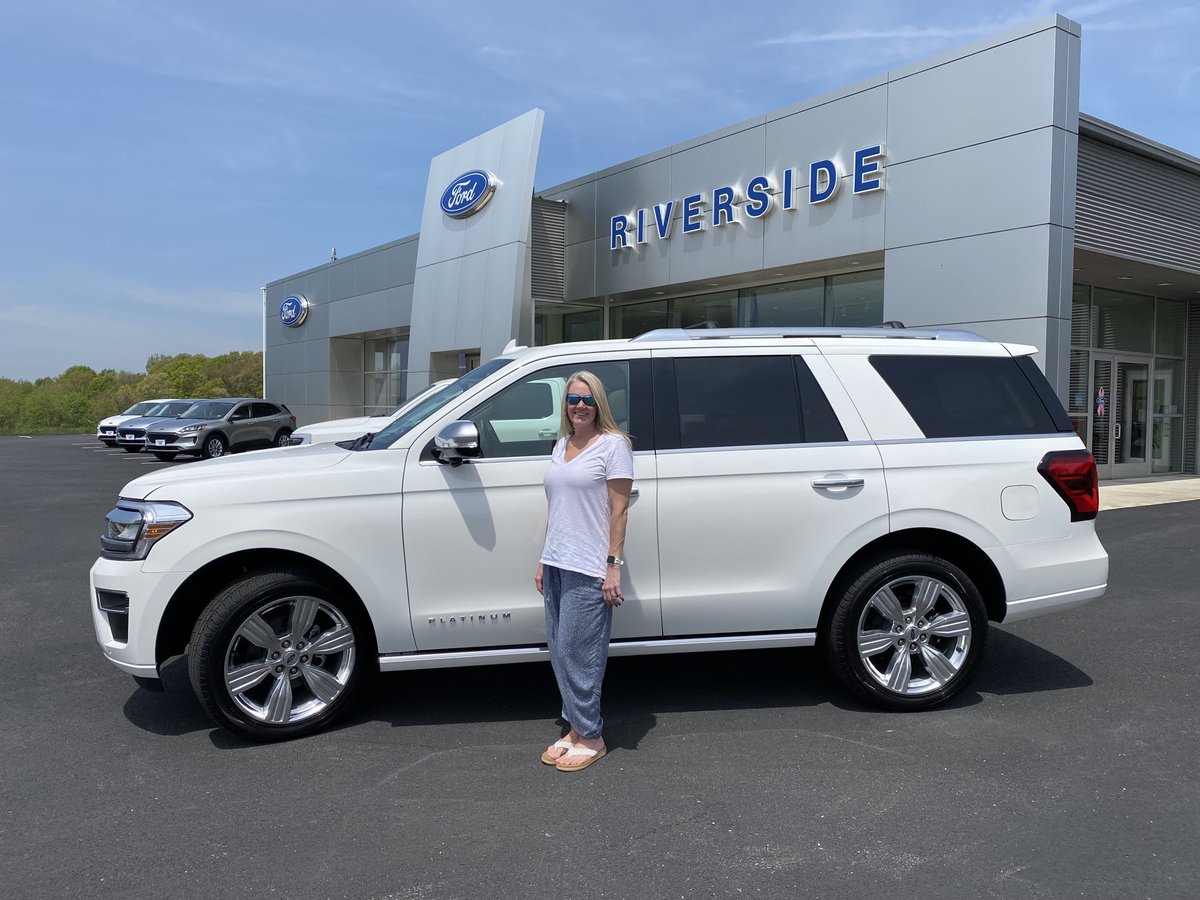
[279,294,310,328]
[439,170,497,218]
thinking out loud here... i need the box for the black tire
[153,452,177,462]
[824,552,987,711]
[274,429,292,448]
[188,568,371,742]
[122,445,143,453]
[201,433,227,459]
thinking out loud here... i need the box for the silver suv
[113,400,205,453]
[144,399,295,461]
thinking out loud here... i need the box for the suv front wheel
[201,434,227,459]
[825,552,987,711]
[188,569,369,741]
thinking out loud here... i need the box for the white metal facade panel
[407,109,544,395]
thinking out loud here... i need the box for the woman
[535,371,634,772]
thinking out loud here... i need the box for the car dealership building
[264,14,1200,480]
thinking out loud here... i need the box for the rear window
[870,354,1072,438]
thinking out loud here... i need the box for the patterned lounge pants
[542,565,613,739]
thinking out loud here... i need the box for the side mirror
[432,420,481,466]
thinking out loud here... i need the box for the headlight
[288,433,311,446]
[178,423,206,434]
[101,500,193,560]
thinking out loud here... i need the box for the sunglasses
[566,393,597,407]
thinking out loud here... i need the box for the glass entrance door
[1090,354,1151,479]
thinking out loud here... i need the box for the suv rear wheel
[188,569,369,741]
[825,552,987,711]
[274,429,292,448]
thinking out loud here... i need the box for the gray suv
[113,400,205,453]
[145,399,295,461]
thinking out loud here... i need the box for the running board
[377,631,817,672]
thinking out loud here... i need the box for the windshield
[147,401,195,417]
[364,359,513,450]
[122,402,157,416]
[181,400,234,419]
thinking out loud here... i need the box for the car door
[226,402,255,449]
[253,402,284,445]
[401,353,661,651]
[652,349,889,635]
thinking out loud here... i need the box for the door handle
[812,476,865,490]
[630,487,640,498]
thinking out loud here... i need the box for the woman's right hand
[535,563,543,595]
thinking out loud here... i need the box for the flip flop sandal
[540,739,574,766]
[555,746,606,772]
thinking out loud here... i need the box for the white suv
[90,328,1108,741]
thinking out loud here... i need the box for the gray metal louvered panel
[530,199,566,301]
[1185,302,1199,475]
[1075,137,1200,275]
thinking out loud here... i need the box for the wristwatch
[606,555,624,568]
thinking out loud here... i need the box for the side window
[869,354,1068,438]
[229,404,252,422]
[673,356,801,449]
[794,357,847,443]
[466,360,634,459]
[253,402,281,419]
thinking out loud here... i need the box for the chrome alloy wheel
[223,595,356,725]
[855,575,972,696]
[205,437,225,457]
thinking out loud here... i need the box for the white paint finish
[886,27,1066,165]
[818,353,924,441]
[802,353,872,442]
[408,109,543,395]
[655,441,888,634]
[884,128,1060,249]
[1001,484,1040,520]
[989,522,1108,613]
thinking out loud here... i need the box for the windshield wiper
[344,431,376,451]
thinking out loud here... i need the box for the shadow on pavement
[121,628,1092,746]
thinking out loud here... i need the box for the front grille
[146,433,179,445]
[118,429,146,441]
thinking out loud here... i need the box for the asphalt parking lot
[1,434,1197,899]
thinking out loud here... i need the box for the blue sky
[1,0,1197,381]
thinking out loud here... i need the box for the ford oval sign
[440,170,497,218]
[279,294,310,328]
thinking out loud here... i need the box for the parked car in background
[92,327,1107,742]
[97,399,174,446]
[114,400,206,453]
[287,379,455,447]
[144,399,295,461]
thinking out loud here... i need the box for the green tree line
[0,351,263,435]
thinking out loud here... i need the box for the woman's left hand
[602,568,623,607]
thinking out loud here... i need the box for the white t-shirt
[540,432,635,578]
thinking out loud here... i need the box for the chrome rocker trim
[378,631,817,672]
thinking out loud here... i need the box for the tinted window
[794,358,846,443]
[253,402,281,418]
[182,401,234,419]
[674,356,801,449]
[467,360,634,460]
[229,404,253,421]
[870,355,1068,438]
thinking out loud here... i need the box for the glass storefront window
[827,271,884,326]
[1094,289,1153,352]
[672,292,736,329]
[611,300,669,338]
[1068,349,1088,414]
[738,280,823,327]
[1152,356,1185,473]
[1071,284,1091,347]
[1155,299,1187,357]
[563,309,603,341]
[363,335,410,414]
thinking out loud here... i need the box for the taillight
[1038,450,1098,522]
[290,415,297,428]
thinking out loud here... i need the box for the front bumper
[146,434,199,452]
[89,557,190,680]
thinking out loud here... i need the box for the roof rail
[628,326,988,342]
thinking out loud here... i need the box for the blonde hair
[558,371,630,444]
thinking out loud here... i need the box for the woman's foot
[555,735,606,771]
[540,730,579,765]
